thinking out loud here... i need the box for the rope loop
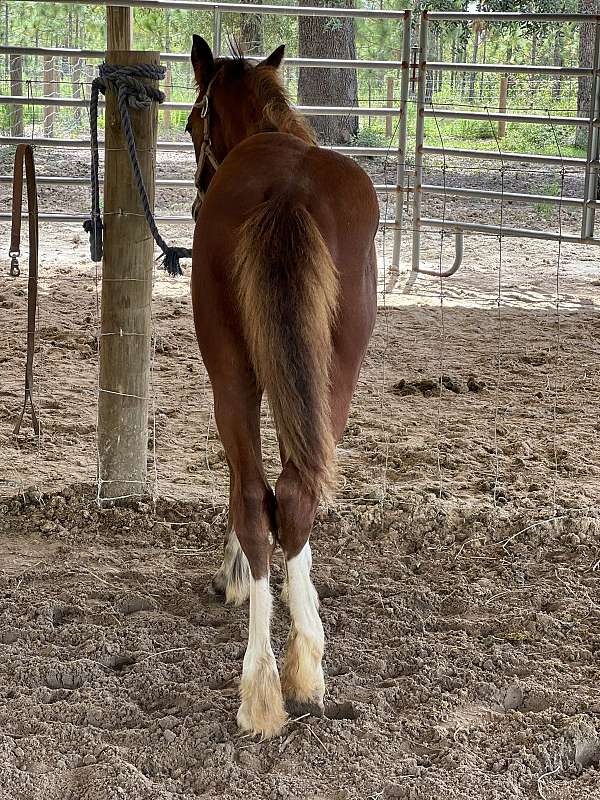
[85,62,192,276]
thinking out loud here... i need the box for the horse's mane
[217,48,318,146]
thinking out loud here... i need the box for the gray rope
[84,62,192,276]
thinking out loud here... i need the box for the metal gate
[1,5,599,284]
[402,11,600,284]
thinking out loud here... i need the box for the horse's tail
[233,196,339,499]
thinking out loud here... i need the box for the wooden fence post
[97,6,158,502]
[98,48,158,502]
[107,5,133,50]
[498,75,508,139]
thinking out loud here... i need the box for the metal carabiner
[199,94,209,118]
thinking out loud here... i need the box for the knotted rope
[84,62,191,276]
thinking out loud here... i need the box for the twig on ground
[500,516,565,553]
[537,762,561,799]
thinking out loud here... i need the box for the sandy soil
[1,146,600,798]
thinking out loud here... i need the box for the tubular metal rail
[2,5,600,279]
[0,1,411,258]
[407,10,600,284]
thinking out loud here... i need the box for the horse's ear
[191,35,214,84]
[261,45,285,70]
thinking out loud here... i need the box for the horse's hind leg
[210,378,287,737]
[276,463,324,715]
[212,458,250,605]
[276,351,370,715]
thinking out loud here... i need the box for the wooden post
[498,75,508,139]
[97,49,159,502]
[386,76,394,137]
[107,5,133,50]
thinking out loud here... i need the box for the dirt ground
[0,146,600,798]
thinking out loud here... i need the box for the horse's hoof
[236,701,288,739]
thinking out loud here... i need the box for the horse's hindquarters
[190,134,378,738]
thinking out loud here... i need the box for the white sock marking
[213,529,250,605]
[286,544,324,651]
[282,543,325,705]
[244,575,275,671]
[237,574,287,736]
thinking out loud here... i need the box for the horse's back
[192,132,378,384]
[194,132,379,274]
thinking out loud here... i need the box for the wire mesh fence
[1,8,599,528]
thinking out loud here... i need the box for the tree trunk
[4,1,9,80]
[552,28,563,100]
[240,0,263,55]
[163,12,171,130]
[163,66,172,130]
[43,55,56,137]
[460,40,468,97]
[432,26,440,93]
[9,54,23,136]
[576,1,595,148]
[530,29,537,94]
[467,27,479,103]
[298,0,358,145]
[71,9,82,125]
[72,58,83,125]
[438,31,445,93]
[505,40,515,92]
[479,32,487,101]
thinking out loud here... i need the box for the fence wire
[1,15,599,529]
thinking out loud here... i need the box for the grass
[535,178,561,216]
[352,73,588,162]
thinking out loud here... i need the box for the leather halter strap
[192,74,220,221]
[10,144,41,436]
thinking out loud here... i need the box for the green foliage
[351,123,391,149]
[0,0,591,163]
[534,177,561,215]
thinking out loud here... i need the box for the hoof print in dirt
[466,375,486,392]
[390,375,470,398]
[501,683,524,712]
[324,700,360,721]
[102,653,137,674]
[286,697,325,720]
[117,595,156,615]
[52,605,81,628]
[519,351,550,366]
[46,666,91,690]
[314,581,348,599]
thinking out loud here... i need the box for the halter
[191,74,221,221]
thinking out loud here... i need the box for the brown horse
[186,36,378,737]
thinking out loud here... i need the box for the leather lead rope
[10,143,40,437]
